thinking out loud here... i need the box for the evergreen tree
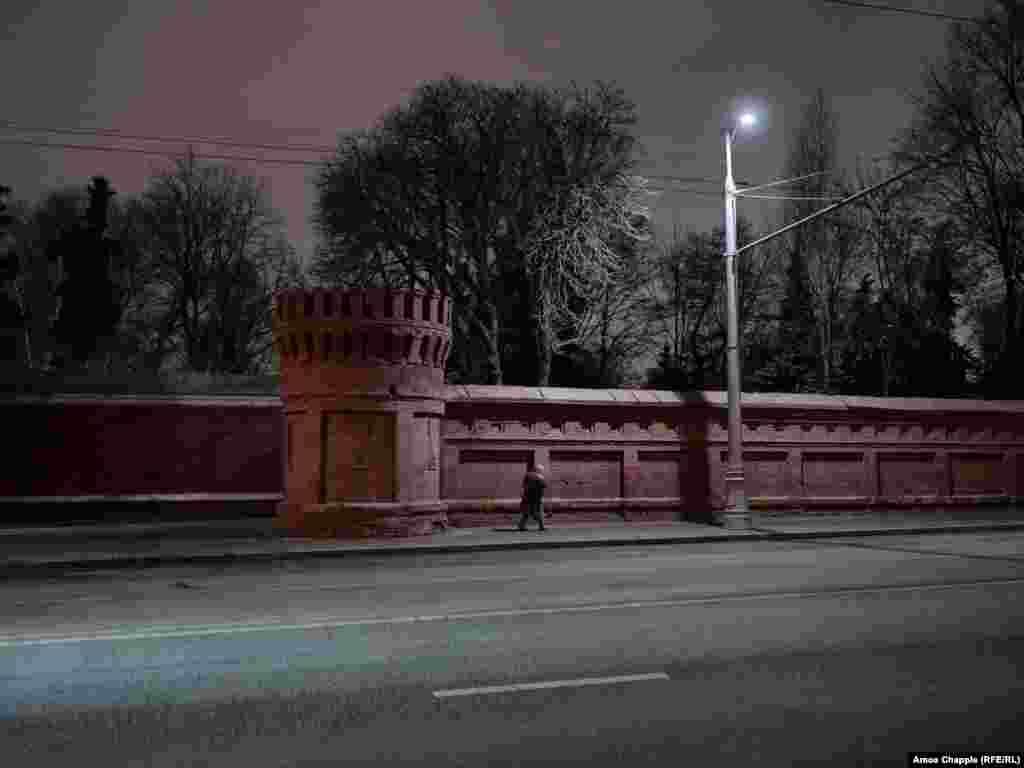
[0,185,13,272]
[907,221,973,396]
[754,240,820,392]
[51,177,124,369]
[0,185,24,363]
[838,274,880,394]
[645,342,688,391]
[898,0,1024,398]
[749,88,847,394]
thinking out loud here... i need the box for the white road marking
[185,560,750,594]
[1,576,1021,648]
[0,554,750,599]
[433,672,670,699]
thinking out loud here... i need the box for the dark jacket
[523,469,546,503]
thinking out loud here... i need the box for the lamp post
[712,108,942,528]
[720,113,755,530]
[715,112,932,529]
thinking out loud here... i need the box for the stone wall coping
[0,394,284,407]
[277,286,447,297]
[5,388,1022,416]
[443,387,1024,414]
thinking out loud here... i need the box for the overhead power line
[817,0,982,23]
[738,170,831,194]
[0,137,325,168]
[0,133,793,199]
[647,186,724,199]
[0,130,741,184]
[0,137,738,186]
[737,193,848,201]
[1,116,830,192]
[0,128,736,186]
[3,120,771,185]
[639,173,722,185]
[0,119,336,154]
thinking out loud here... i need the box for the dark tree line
[0,185,20,363]
[896,0,1024,398]
[0,152,306,381]
[648,2,1020,399]
[5,2,1015,398]
[309,3,1020,400]
[645,125,980,398]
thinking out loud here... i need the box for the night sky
[1,0,990,267]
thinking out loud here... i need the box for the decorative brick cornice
[442,386,1024,415]
[274,288,451,370]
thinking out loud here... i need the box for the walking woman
[518,463,547,531]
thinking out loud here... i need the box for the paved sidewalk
[0,508,1021,575]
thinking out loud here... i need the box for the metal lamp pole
[715,112,939,528]
[721,123,751,530]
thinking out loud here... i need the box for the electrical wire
[737,170,832,194]
[0,132,816,200]
[737,193,848,201]
[641,173,723,186]
[0,120,764,186]
[0,119,336,154]
[0,136,770,193]
[817,0,982,23]
[0,137,325,167]
[646,186,725,199]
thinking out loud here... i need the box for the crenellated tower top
[273,287,452,399]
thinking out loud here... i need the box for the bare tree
[2,188,80,369]
[572,238,661,386]
[898,0,1024,395]
[778,87,863,392]
[0,185,24,366]
[843,159,975,396]
[313,76,644,385]
[645,217,776,390]
[141,150,304,374]
[521,173,653,384]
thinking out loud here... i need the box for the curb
[1,521,1022,578]
[0,532,764,577]
[754,522,1024,540]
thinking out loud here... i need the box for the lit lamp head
[722,110,758,138]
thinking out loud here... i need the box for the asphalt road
[1,532,1022,766]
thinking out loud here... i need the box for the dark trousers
[518,499,545,530]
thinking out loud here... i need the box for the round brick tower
[273,287,452,538]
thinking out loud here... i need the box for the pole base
[720,465,750,529]
[720,511,753,530]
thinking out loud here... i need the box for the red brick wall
[0,396,284,502]
[441,388,1024,525]
[4,389,1022,527]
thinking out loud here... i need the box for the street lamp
[712,113,939,528]
[716,113,932,530]
[720,112,756,530]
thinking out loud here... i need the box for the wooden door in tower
[323,412,396,502]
